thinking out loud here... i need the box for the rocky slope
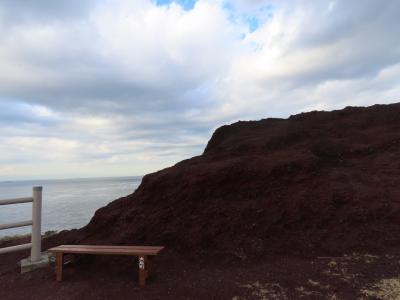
[55,103,400,258]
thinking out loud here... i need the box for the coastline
[0,176,141,238]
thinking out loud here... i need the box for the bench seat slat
[48,245,164,256]
[54,245,162,250]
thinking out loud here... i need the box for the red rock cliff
[61,103,400,257]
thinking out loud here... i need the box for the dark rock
[52,102,400,258]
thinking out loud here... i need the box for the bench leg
[55,252,64,282]
[147,256,155,279]
[138,255,148,286]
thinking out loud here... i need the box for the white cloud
[0,0,399,179]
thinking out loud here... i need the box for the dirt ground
[1,238,400,300]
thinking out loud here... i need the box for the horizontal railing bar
[0,243,32,255]
[0,197,33,205]
[0,220,33,230]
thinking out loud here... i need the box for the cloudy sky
[0,0,399,180]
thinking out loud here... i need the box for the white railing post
[0,187,48,272]
[31,186,42,262]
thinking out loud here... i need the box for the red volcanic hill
[57,103,400,258]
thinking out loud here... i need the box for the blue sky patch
[155,0,196,10]
[245,15,259,32]
[222,1,275,34]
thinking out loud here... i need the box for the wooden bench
[48,245,164,286]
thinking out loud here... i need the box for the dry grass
[360,278,400,300]
[234,252,398,300]
[234,281,288,300]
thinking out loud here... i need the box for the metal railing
[0,186,42,262]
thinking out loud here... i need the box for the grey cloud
[258,0,400,89]
[0,0,98,24]
[0,100,59,126]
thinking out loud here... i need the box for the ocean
[0,176,142,238]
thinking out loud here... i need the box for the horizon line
[0,174,144,184]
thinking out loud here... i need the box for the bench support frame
[55,253,64,282]
[54,252,156,286]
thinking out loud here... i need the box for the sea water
[0,176,142,237]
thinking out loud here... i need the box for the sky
[0,0,399,180]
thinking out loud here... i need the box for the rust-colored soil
[1,240,400,299]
